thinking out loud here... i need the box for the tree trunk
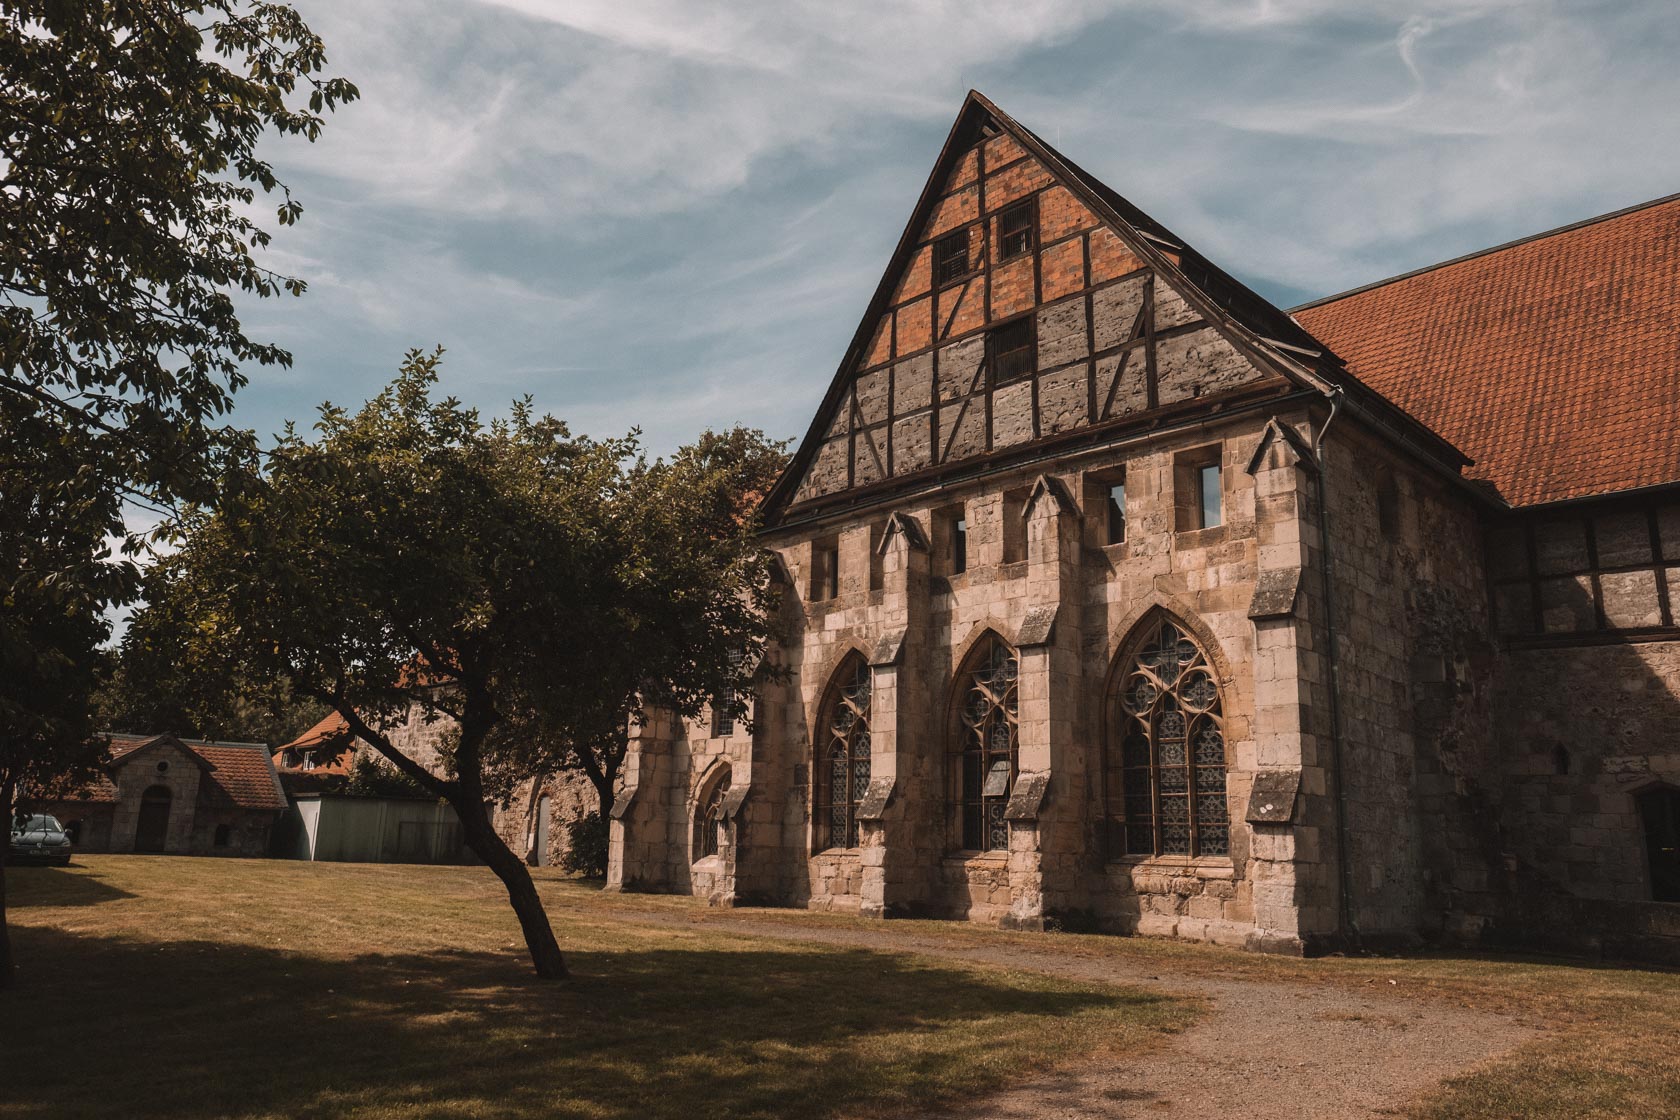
[0,780,16,991]
[329,695,569,980]
[591,771,614,822]
[455,796,568,980]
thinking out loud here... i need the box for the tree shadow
[4,865,136,908]
[0,924,1172,1120]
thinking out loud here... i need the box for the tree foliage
[486,424,789,816]
[1,0,358,508]
[0,0,354,990]
[139,351,779,979]
[93,649,328,748]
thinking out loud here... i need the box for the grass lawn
[609,885,1680,1120]
[0,857,1187,1120]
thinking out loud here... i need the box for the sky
[236,0,1680,460]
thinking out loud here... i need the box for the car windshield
[16,815,61,832]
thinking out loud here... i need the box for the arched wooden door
[134,785,172,853]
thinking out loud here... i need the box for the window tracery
[816,656,872,851]
[956,634,1019,851]
[695,767,730,861]
[1108,618,1228,857]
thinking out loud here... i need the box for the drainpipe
[1311,386,1359,948]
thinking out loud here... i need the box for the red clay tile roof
[274,712,356,775]
[1294,194,1680,508]
[47,735,287,811]
[191,745,289,810]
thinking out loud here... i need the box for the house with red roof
[32,734,288,857]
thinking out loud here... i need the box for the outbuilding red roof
[49,735,287,811]
[1294,193,1680,508]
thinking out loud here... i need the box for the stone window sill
[944,851,1007,866]
[809,848,861,860]
[1173,524,1228,549]
[1109,853,1235,876]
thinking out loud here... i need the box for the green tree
[487,426,789,821]
[0,403,131,989]
[140,352,777,980]
[0,0,355,990]
[92,647,329,748]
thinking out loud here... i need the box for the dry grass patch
[1,857,1187,1120]
[576,886,1679,1120]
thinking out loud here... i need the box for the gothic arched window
[694,766,731,861]
[955,634,1019,852]
[1107,617,1228,858]
[816,655,872,851]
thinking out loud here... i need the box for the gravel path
[615,908,1536,1119]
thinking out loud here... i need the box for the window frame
[1196,463,1223,529]
[1639,786,1680,903]
[933,228,971,287]
[988,316,1035,386]
[1105,616,1229,860]
[810,536,839,602]
[952,634,1020,853]
[814,655,872,852]
[694,768,731,862]
[1107,480,1128,545]
[997,199,1035,261]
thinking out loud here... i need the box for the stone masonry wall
[722,404,1333,950]
[1319,422,1491,944]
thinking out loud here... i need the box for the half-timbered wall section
[1487,497,1680,642]
[789,127,1263,507]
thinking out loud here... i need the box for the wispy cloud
[232,0,1680,459]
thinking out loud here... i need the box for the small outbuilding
[33,734,289,857]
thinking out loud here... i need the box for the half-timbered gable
[778,97,1296,512]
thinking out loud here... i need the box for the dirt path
[615,908,1537,1119]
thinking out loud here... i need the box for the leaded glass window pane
[696,769,730,861]
[816,655,872,852]
[1105,618,1227,858]
[953,634,1019,852]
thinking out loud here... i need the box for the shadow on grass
[4,864,136,908]
[0,924,1173,1120]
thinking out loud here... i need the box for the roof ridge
[1290,190,1680,313]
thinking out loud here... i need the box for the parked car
[8,814,73,866]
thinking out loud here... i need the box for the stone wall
[614,402,1358,953]
[1318,422,1492,945]
[1483,639,1680,960]
[493,770,600,870]
[108,740,205,854]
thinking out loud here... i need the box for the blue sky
[238,0,1680,459]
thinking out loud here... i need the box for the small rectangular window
[998,201,1034,260]
[990,318,1034,384]
[1197,464,1222,529]
[934,229,970,286]
[811,537,839,601]
[1107,481,1127,545]
[1002,487,1029,565]
[936,505,968,577]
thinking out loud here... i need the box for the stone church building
[608,93,1680,961]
